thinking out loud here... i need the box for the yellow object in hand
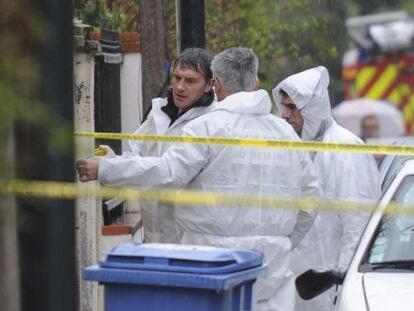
[94,147,107,156]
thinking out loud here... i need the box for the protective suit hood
[272,66,332,141]
[214,89,271,115]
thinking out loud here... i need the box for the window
[369,175,414,264]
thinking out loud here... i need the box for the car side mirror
[295,269,345,300]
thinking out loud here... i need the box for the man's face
[361,116,379,141]
[172,64,211,113]
[280,95,304,136]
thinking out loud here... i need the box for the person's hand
[76,159,99,182]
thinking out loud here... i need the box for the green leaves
[75,0,138,32]
[204,0,395,99]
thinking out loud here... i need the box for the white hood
[272,66,332,141]
[214,89,272,115]
[363,273,414,311]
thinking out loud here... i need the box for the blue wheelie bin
[84,243,264,311]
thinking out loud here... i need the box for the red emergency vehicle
[343,11,414,132]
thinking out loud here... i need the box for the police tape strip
[74,132,414,156]
[1,179,413,216]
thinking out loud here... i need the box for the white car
[296,158,414,311]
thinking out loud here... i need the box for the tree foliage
[75,0,414,101]
[75,0,414,102]
[74,0,139,31]
[0,0,49,175]
[204,0,414,101]
[205,0,349,100]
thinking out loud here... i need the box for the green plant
[74,0,139,32]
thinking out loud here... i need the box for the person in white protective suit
[272,66,381,311]
[78,47,215,243]
[77,47,320,311]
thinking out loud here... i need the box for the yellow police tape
[74,132,414,156]
[1,179,413,216]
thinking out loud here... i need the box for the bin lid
[99,243,263,274]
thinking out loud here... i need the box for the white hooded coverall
[120,96,213,243]
[98,89,320,311]
[273,66,381,311]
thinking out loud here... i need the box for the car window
[369,175,414,264]
[378,155,395,188]
[380,157,414,192]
